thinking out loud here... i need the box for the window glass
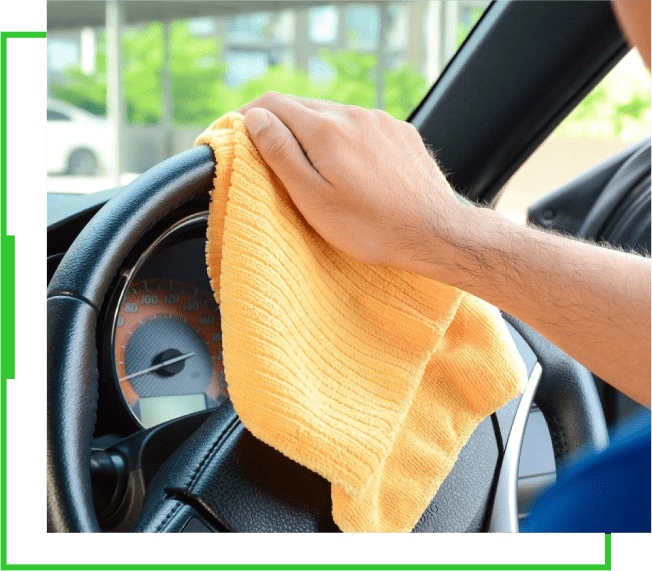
[309,6,338,44]
[224,51,270,87]
[308,56,337,84]
[495,51,651,225]
[386,3,408,51]
[47,38,79,72]
[227,13,273,43]
[46,0,490,193]
[188,18,217,37]
[346,4,380,50]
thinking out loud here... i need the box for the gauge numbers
[114,279,227,429]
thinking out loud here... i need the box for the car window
[495,50,651,225]
[46,0,490,194]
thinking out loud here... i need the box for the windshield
[47,0,490,194]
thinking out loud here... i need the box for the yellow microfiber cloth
[195,112,527,533]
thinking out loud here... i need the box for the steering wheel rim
[47,146,216,532]
[47,147,609,533]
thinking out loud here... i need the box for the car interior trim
[410,0,628,205]
[577,142,652,241]
[487,362,542,532]
[46,145,215,308]
[528,138,650,236]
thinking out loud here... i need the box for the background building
[47,0,651,227]
[47,1,488,180]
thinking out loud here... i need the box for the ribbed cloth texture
[196,112,527,532]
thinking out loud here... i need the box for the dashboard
[89,208,237,438]
[47,190,558,531]
[107,213,227,430]
[48,193,231,439]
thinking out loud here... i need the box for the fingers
[244,108,326,192]
[276,94,344,114]
[238,93,316,128]
[239,94,325,162]
[238,92,338,116]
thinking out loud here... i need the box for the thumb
[244,108,320,189]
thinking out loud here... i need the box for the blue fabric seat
[521,410,651,533]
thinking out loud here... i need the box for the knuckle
[312,116,339,141]
[341,106,371,134]
[371,108,391,121]
[260,91,285,105]
[346,105,368,121]
[404,121,423,141]
[264,132,292,158]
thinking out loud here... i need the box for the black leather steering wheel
[47,147,609,533]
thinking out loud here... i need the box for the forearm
[238,95,650,406]
[411,205,651,407]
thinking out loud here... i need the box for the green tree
[317,50,377,109]
[231,65,319,109]
[312,51,428,119]
[226,50,428,120]
[384,64,429,119]
[168,21,233,125]
[51,22,430,125]
[50,15,650,137]
[456,8,486,49]
[613,91,650,135]
[50,65,107,117]
[51,21,231,126]
[123,22,163,124]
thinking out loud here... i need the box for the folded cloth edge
[195,113,468,498]
[195,112,527,531]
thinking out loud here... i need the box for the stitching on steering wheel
[154,499,184,533]
[539,407,569,465]
[185,416,241,494]
[151,417,240,532]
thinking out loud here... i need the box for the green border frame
[0,0,650,571]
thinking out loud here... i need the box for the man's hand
[240,93,464,274]
[239,93,651,406]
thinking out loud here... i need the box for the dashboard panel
[94,210,231,436]
[47,196,557,531]
[109,213,228,429]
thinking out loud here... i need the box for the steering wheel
[47,147,609,533]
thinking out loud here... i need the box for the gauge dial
[114,279,227,428]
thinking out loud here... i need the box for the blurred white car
[47,99,109,176]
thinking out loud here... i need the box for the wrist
[387,191,483,283]
[417,201,517,289]
[430,200,490,284]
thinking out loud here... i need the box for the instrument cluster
[104,212,228,431]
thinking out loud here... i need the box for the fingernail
[246,109,269,137]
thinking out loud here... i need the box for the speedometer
[113,278,227,429]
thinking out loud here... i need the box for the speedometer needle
[119,352,196,381]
